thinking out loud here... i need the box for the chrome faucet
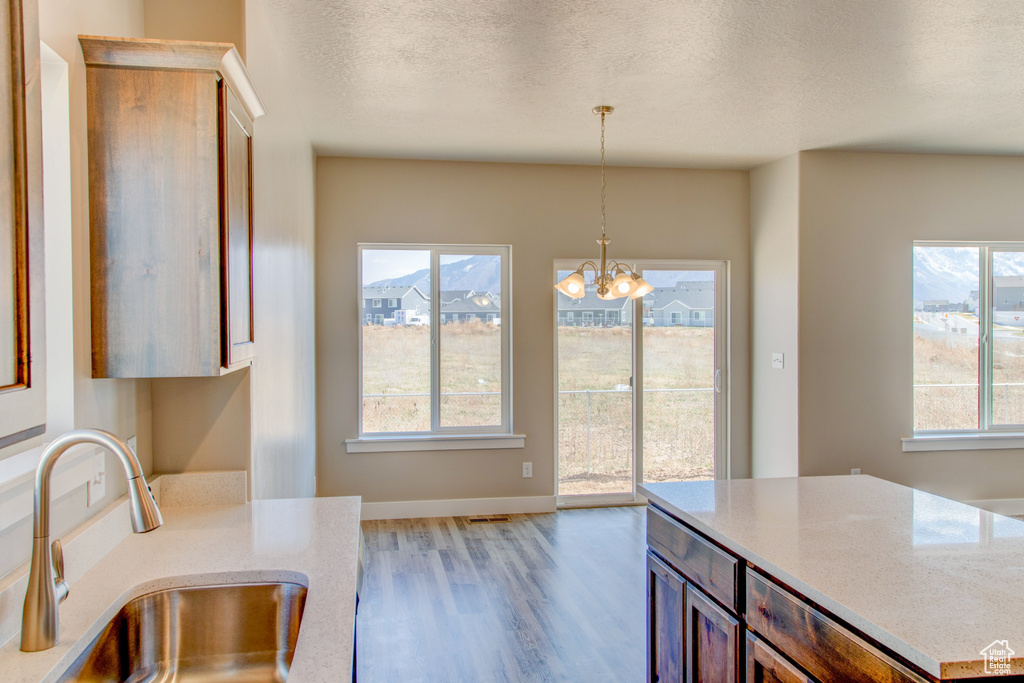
[20,429,162,652]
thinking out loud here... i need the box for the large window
[913,243,1024,433]
[359,245,511,436]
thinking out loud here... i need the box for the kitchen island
[639,476,1024,682]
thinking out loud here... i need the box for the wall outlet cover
[771,352,785,369]
[522,462,533,478]
[87,466,106,507]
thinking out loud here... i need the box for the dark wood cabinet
[648,552,685,683]
[686,583,740,683]
[746,569,928,683]
[80,36,264,378]
[645,504,938,683]
[746,631,816,683]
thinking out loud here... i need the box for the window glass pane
[913,246,979,431]
[991,251,1024,425]
[556,270,633,496]
[439,254,502,427]
[361,249,431,432]
[642,271,715,483]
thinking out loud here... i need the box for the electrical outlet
[127,435,138,454]
[771,352,784,369]
[522,462,533,478]
[87,462,106,507]
[851,467,861,475]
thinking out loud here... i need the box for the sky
[362,250,474,285]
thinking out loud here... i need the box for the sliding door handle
[714,369,722,393]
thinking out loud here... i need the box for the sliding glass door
[555,269,634,498]
[555,260,728,504]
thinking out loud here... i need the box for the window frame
[910,241,1024,445]
[372,298,381,308]
[388,298,398,307]
[356,243,513,439]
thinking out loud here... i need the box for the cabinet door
[648,552,685,683]
[686,583,740,683]
[220,83,255,368]
[746,631,816,683]
[0,0,45,447]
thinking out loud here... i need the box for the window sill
[345,433,526,453]
[902,432,1024,452]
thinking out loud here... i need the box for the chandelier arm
[577,261,600,274]
[606,261,637,275]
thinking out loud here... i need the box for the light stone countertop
[0,495,361,683]
[639,476,1024,680]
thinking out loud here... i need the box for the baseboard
[360,495,557,521]
[963,497,1024,516]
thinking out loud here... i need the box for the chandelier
[555,106,653,301]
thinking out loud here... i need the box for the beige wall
[143,0,245,60]
[0,0,148,576]
[797,151,1024,500]
[750,154,800,478]
[244,0,317,499]
[151,371,251,476]
[316,157,750,503]
[144,0,317,499]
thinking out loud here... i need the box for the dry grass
[362,323,717,495]
[914,332,1024,430]
[556,326,715,495]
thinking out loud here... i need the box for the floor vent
[467,516,511,524]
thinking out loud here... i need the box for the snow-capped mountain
[913,247,1024,304]
[368,254,502,294]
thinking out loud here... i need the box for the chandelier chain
[600,111,606,237]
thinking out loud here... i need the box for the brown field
[363,323,716,496]
[914,332,1024,430]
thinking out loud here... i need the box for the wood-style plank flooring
[358,507,647,682]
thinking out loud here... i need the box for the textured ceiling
[260,0,1024,168]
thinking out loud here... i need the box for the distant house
[644,282,715,327]
[557,288,630,327]
[440,289,476,304]
[555,282,715,327]
[361,286,429,325]
[994,275,1024,311]
[440,292,500,323]
[967,289,980,313]
[923,300,950,313]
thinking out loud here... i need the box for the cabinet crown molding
[78,35,266,121]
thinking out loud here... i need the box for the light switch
[771,352,784,369]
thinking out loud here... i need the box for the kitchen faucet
[20,429,162,652]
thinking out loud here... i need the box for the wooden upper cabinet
[80,36,265,378]
[0,0,45,448]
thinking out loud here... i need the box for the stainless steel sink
[58,582,307,682]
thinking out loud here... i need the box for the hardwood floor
[358,506,647,682]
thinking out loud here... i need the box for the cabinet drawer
[745,570,928,683]
[647,505,740,611]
